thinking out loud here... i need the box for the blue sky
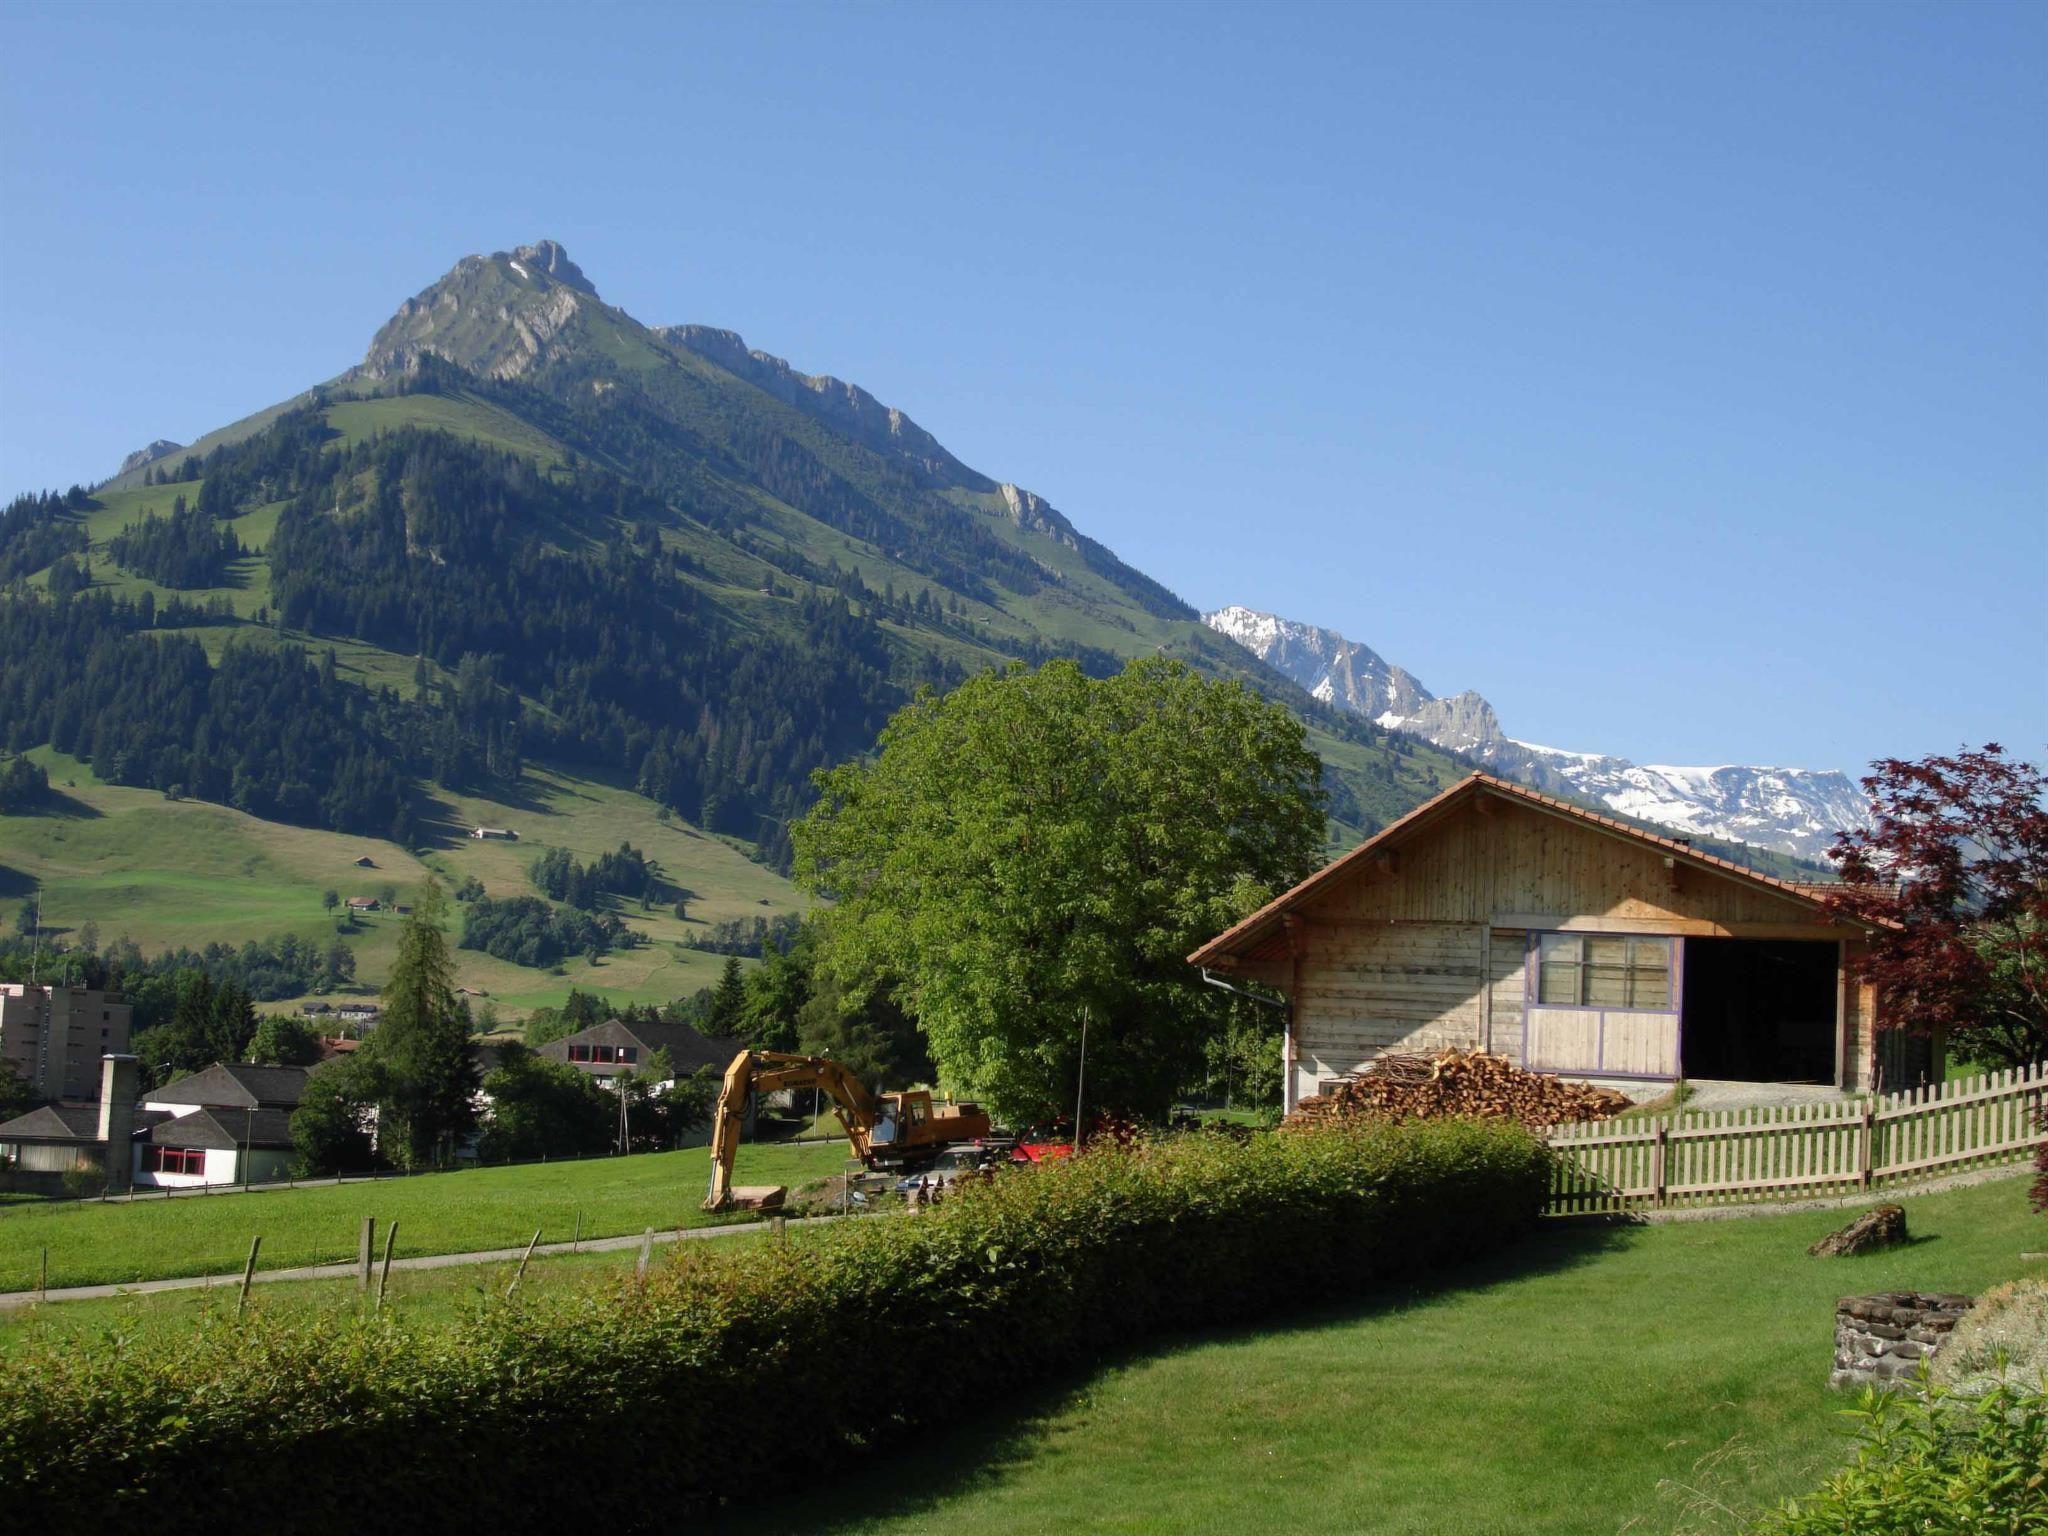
[2,2,2040,776]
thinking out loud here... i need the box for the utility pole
[1072,1005,1090,1154]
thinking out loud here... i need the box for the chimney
[97,1054,138,1193]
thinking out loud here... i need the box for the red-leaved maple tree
[1821,744,2047,1072]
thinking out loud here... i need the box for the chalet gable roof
[0,1104,175,1143]
[148,1107,295,1151]
[149,1062,313,1110]
[1188,772,1874,967]
[0,1103,101,1142]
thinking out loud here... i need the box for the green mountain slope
[1,239,1487,1002]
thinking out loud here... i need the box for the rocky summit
[115,438,183,478]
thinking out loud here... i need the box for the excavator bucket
[725,1184,786,1212]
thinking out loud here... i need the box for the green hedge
[1,1119,1549,1533]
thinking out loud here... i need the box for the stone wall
[1831,1291,1974,1390]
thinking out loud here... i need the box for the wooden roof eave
[1187,772,1882,968]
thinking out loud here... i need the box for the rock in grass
[1810,1204,1907,1257]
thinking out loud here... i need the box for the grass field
[322,392,569,464]
[717,1175,2046,1536]
[5,750,805,1018]
[0,1139,848,1293]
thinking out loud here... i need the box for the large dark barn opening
[1680,939,1838,1083]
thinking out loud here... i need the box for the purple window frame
[1522,931,1684,1081]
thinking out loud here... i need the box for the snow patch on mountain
[1204,605,1868,861]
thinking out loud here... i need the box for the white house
[134,1107,296,1187]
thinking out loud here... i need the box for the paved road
[0,1212,845,1310]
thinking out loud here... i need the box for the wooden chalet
[1189,773,1917,1110]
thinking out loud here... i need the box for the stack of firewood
[1283,1050,1631,1131]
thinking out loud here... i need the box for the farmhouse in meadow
[540,1017,741,1090]
[1189,773,1921,1111]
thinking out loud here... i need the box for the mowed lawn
[720,1175,2047,1536]
[0,1140,847,1292]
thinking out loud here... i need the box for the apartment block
[0,984,134,1100]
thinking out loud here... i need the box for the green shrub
[0,1119,1547,1533]
[1747,1375,2048,1535]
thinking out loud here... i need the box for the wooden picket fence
[1543,1060,2048,1215]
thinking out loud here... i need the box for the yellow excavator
[703,1049,995,1211]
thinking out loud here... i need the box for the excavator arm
[702,1050,884,1211]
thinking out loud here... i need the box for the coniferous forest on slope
[1,338,1456,868]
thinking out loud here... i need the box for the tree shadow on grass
[706,1221,1641,1535]
[410,779,556,849]
[11,788,103,821]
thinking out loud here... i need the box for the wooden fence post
[358,1215,375,1292]
[1857,1103,1875,1190]
[376,1220,398,1312]
[636,1226,654,1284]
[1652,1124,1669,1209]
[506,1227,543,1297]
[237,1235,261,1318]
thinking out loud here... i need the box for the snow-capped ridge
[1204,605,1869,861]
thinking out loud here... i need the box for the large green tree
[291,1054,384,1174]
[793,658,1324,1122]
[248,1013,321,1067]
[474,1041,613,1161]
[364,881,476,1166]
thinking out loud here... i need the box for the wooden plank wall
[1843,943,1878,1092]
[1488,929,1527,1065]
[1293,921,1484,1096]
[1304,800,1843,933]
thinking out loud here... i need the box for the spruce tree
[366,881,476,1166]
[208,981,258,1063]
[708,955,747,1038]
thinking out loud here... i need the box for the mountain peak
[359,239,608,382]
[116,438,184,478]
[1205,605,1431,720]
[508,239,596,296]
